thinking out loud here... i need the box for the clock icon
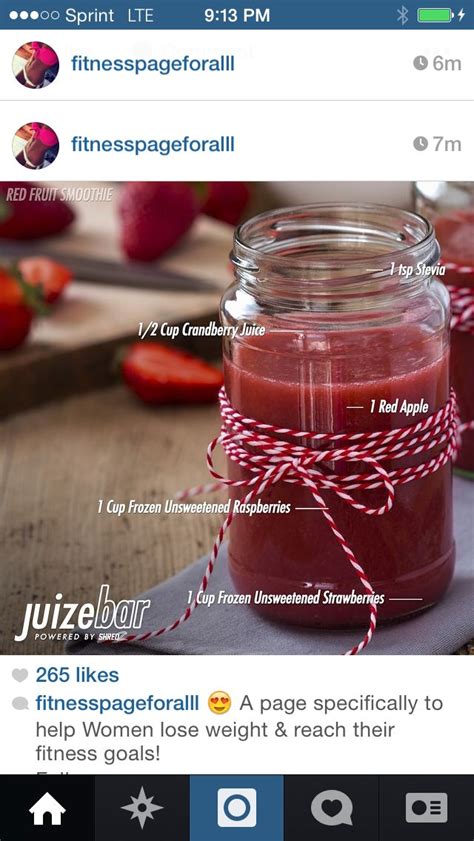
[413,135,429,151]
[413,55,428,70]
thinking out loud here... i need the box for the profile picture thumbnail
[13,42,59,89]
[13,123,60,170]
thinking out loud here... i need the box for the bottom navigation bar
[1,775,472,840]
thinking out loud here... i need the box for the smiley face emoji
[208,691,231,714]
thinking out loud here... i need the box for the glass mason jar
[221,204,454,629]
[415,181,474,478]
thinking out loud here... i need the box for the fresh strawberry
[202,182,251,226]
[0,305,32,351]
[19,256,72,304]
[0,265,45,350]
[122,342,223,405]
[0,182,74,240]
[119,182,200,262]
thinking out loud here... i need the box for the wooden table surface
[0,385,223,654]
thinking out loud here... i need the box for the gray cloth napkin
[68,477,473,656]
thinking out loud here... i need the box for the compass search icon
[121,786,164,830]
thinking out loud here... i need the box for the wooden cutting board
[0,187,234,417]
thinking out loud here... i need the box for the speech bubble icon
[12,696,29,710]
[311,789,353,826]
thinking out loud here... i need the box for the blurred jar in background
[415,181,474,478]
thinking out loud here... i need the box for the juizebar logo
[14,585,151,643]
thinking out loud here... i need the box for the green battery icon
[417,8,453,22]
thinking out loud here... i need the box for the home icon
[29,792,66,826]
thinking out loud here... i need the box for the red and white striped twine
[443,258,474,334]
[106,387,460,655]
[447,284,474,334]
[444,261,474,440]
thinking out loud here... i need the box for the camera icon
[217,788,257,828]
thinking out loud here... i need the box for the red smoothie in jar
[435,210,474,476]
[224,321,454,628]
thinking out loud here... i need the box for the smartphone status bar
[1,0,472,30]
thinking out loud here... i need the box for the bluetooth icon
[397,5,409,24]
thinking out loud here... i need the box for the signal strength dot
[9,8,40,19]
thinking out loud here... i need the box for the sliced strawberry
[19,256,72,303]
[122,342,223,405]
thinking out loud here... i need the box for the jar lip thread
[233,202,437,275]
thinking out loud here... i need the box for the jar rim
[233,202,436,275]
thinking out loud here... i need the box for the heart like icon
[12,668,28,682]
[322,798,343,818]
